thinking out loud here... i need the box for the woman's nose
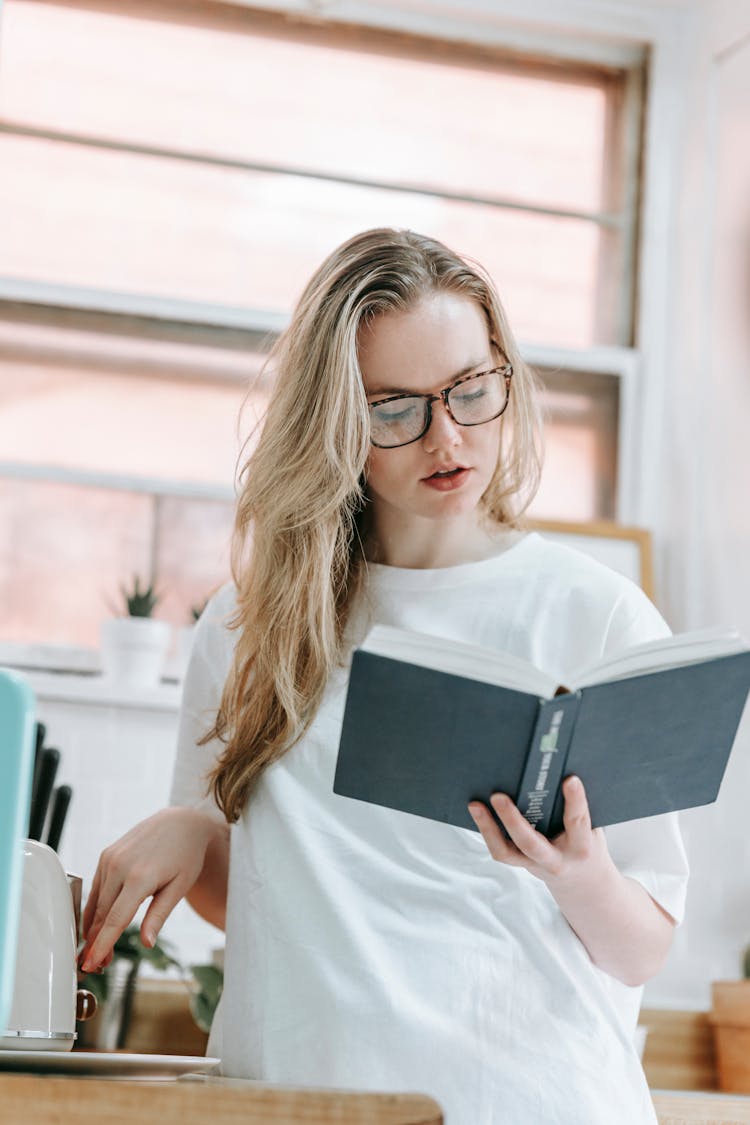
[422,397,461,452]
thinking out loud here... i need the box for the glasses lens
[448,370,508,425]
[370,397,428,447]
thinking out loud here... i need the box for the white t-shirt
[170,531,689,1125]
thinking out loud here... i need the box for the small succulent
[120,575,161,618]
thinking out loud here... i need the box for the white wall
[23,680,223,976]
[653,0,750,1007]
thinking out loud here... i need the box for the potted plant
[709,943,750,1092]
[76,925,182,1051]
[99,575,172,687]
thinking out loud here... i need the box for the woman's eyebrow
[367,357,490,398]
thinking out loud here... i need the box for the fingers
[469,797,532,866]
[80,851,155,969]
[469,779,604,888]
[140,875,186,947]
[469,793,561,874]
[80,884,141,971]
[79,857,126,967]
[468,803,520,863]
[490,794,560,867]
[560,775,592,850]
[81,872,190,970]
[78,808,213,971]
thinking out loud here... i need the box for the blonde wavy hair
[203,228,544,822]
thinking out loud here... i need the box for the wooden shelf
[651,1090,750,1124]
[641,1008,718,1092]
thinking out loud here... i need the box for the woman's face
[359,291,504,533]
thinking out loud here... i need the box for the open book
[333,625,750,838]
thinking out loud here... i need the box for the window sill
[0,665,183,712]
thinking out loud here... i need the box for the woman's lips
[421,467,471,491]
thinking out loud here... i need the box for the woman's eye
[455,387,487,405]
[374,402,419,423]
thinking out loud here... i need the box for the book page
[570,627,748,688]
[360,625,558,696]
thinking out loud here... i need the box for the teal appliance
[0,669,36,1035]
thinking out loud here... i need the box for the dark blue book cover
[333,648,750,839]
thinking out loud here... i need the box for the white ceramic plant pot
[99,618,172,688]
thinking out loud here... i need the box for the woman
[81,228,689,1124]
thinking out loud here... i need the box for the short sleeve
[602,581,672,653]
[604,816,689,926]
[599,582,690,926]
[168,582,238,826]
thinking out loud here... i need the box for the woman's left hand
[468,775,612,889]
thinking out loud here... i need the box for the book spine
[515,693,582,837]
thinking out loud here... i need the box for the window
[533,368,619,522]
[0,0,646,652]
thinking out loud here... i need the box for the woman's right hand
[79,806,219,973]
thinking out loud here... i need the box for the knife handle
[28,722,47,835]
[34,721,46,757]
[28,746,60,841]
[46,785,73,852]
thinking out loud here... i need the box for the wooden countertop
[0,1072,442,1124]
[3,1073,750,1125]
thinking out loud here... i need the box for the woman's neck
[364,510,519,569]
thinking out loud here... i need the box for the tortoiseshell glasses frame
[368,361,513,449]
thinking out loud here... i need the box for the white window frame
[229,0,691,572]
[0,0,690,671]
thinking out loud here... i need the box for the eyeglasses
[368,363,513,449]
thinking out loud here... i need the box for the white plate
[0,1049,220,1079]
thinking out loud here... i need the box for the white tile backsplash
[17,675,223,973]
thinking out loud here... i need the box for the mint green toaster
[0,669,36,1037]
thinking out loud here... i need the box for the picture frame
[528,519,654,601]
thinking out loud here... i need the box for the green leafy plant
[743,944,750,979]
[120,575,161,618]
[187,964,224,1033]
[78,928,223,1043]
[79,925,181,1007]
[76,925,182,1050]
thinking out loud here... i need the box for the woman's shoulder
[190,581,241,672]
[523,530,644,598]
[523,532,670,644]
[202,580,239,622]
